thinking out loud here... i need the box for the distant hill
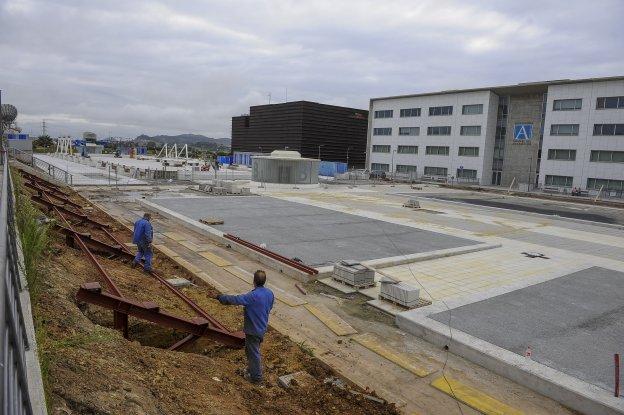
[136,134,231,148]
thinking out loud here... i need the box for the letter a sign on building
[514,124,533,141]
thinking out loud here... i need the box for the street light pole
[346,147,350,168]
[318,144,323,160]
[391,149,396,180]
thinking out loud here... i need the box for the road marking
[178,240,202,252]
[352,333,433,377]
[153,244,179,258]
[199,251,232,267]
[430,376,524,415]
[304,304,357,336]
[163,231,186,241]
[223,266,306,307]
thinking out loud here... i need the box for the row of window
[371,145,479,156]
[547,149,624,162]
[373,125,482,136]
[546,175,624,191]
[370,163,479,179]
[553,96,624,111]
[535,123,624,136]
[374,104,484,119]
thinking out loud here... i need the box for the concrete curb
[137,199,314,282]
[396,311,624,415]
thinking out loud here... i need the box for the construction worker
[216,270,274,384]
[132,213,153,272]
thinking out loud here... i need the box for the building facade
[366,76,624,194]
[232,101,368,167]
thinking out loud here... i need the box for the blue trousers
[134,242,153,271]
[245,334,263,381]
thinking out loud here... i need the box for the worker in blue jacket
[216,270,274,384]
[132,213,153,272]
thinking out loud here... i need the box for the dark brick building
[231,101,368,167]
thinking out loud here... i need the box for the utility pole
[528,155,533,191]
[346,147,351,168]
[318,144,323,160]
[267,92,272,104]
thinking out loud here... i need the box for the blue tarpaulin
[318,161,347,177]
[217,155,232,164]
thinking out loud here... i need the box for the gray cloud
[1,0,622,138]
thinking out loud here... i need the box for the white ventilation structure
[332,260,375,288]
[379,277,420,308]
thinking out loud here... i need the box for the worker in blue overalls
[216,270,274,384]
[132,212,153,272]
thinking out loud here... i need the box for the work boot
[131,261,138,269]
[243,371,262,385]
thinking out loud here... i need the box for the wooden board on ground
[199,251,232,267]
[304,304,357,336]
[153,244,180,258]
[352,333,433,377]
[430,376,524,415]
[171,256,202,275]
[223,266,306,307]
[162,231,186,241]
[178,240,202,252]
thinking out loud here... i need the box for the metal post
[0,149,7,414]
[616,354,620,397]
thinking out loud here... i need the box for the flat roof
[370,75,624,102]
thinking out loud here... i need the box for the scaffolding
[155,143,188,160]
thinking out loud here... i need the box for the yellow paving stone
[430,376,524,415]
[196,272,234,294]
[304,304,357,336]
[162,231,186,241]
[153,244,180,258]
[352,333,433,377]
[199,251,232,267]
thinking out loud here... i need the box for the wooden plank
[162,231,186,241]
[430,376,524,415]
[352,333,433,377]
[199,251,232,267]
[171,257,202,275]
[178,240,202,252]
[304,304,357,336]
[153,244,180,258]
[223,266,306,307]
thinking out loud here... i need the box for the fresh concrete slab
[429,266,624,392]
[149,195,477,266]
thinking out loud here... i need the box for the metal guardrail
[32,156,73,186]
[1,147,34,414]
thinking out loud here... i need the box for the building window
[593,124,624,136]
[374,110,393,119]
[400,108,421,117]
[587,178,624,191]
[372,145,391,153]
[424,166,448,176]
[550,124,579,136]
[371,163,389,172]
[428,106,453,116]
[547,149,576,161]
[458,147,479,157]
[545,175,573,187]
[460,125,481,136]
[396,164,417,173]
[553,98,582,111]
[462,104,483,115]
[397,145,418,154]
[596,96,624,109]
[590,150,624,163]
[398,127,420,136]
[373,127,392,136]
[425,146,449,155]
[456,168,477,180]
[427,126,451,136]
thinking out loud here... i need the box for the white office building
[366,76,624,195]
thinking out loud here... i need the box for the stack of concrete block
[379,278,420,308]
[332,260,375,288]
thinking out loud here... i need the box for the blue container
[318,161,347,177]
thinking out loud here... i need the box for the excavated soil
[26,175,398,415]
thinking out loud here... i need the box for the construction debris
[278,371,315,388]
[199,217,225,225]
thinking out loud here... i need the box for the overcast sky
[1,0,622,139]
